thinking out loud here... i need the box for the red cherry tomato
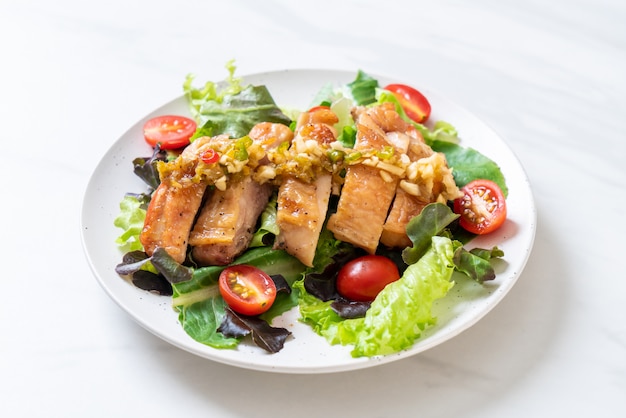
[383,83,431,123]
[336,255,401,302]
[218,265,277,316]
[143,115,197,150]
[454,179,507,235]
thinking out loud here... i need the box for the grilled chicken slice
[381,138,461,248]
[379,188,429,248]
[139,136,219,263]
[380,136,433,248]
[327,103,413,254]
[189,123,294,266]
[189,176,273,265]
[140,182,206,263]
[274,108,338,267]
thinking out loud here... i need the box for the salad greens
[184,60,291,140]
[297,236,455,357]
[114,195,147,252]
[430,139,509,196]
[114,63,508,357]
[172,248,305,352]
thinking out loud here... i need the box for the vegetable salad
[114,61,507,357]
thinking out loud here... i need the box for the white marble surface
[2,0,625,416]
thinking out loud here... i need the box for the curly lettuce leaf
[297,236,456,357]
[113,194,146,252]
[184,61,291,140]
[183,59,243,121]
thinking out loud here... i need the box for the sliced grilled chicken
[189,176,274,265]
[380,136,433,248]
[189,123,294,266]
[274,108,339,267]
[139,136,219,263]
[381,138,461,248]
[327,103,413,254]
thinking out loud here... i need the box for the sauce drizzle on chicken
[140,103,461,267]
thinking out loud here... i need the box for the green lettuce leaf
[297,236,456,357]
[346,70,379,105]
[202,85,292,136]
[249,195,279,248]
[330,96,356,145]
[178,297,240,349]
[191,85,292,139]
[311,70,379,108]
[183,61,291,140]
[171,247,307,350]
[453,245,504,283]
[113,195,146,252]
[183,59,243,121]
[402,203,460,264]
[173,247,305,307]
[308,226,356,274]
[308,82,335,108]
[430,139,509,197]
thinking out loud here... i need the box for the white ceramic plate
[81,69,536,374]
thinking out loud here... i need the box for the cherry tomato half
[336,255,401,302]
[218,265,277,316]
[454,179,507,235]
[383,83,431,123]
[143,115,197,150]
